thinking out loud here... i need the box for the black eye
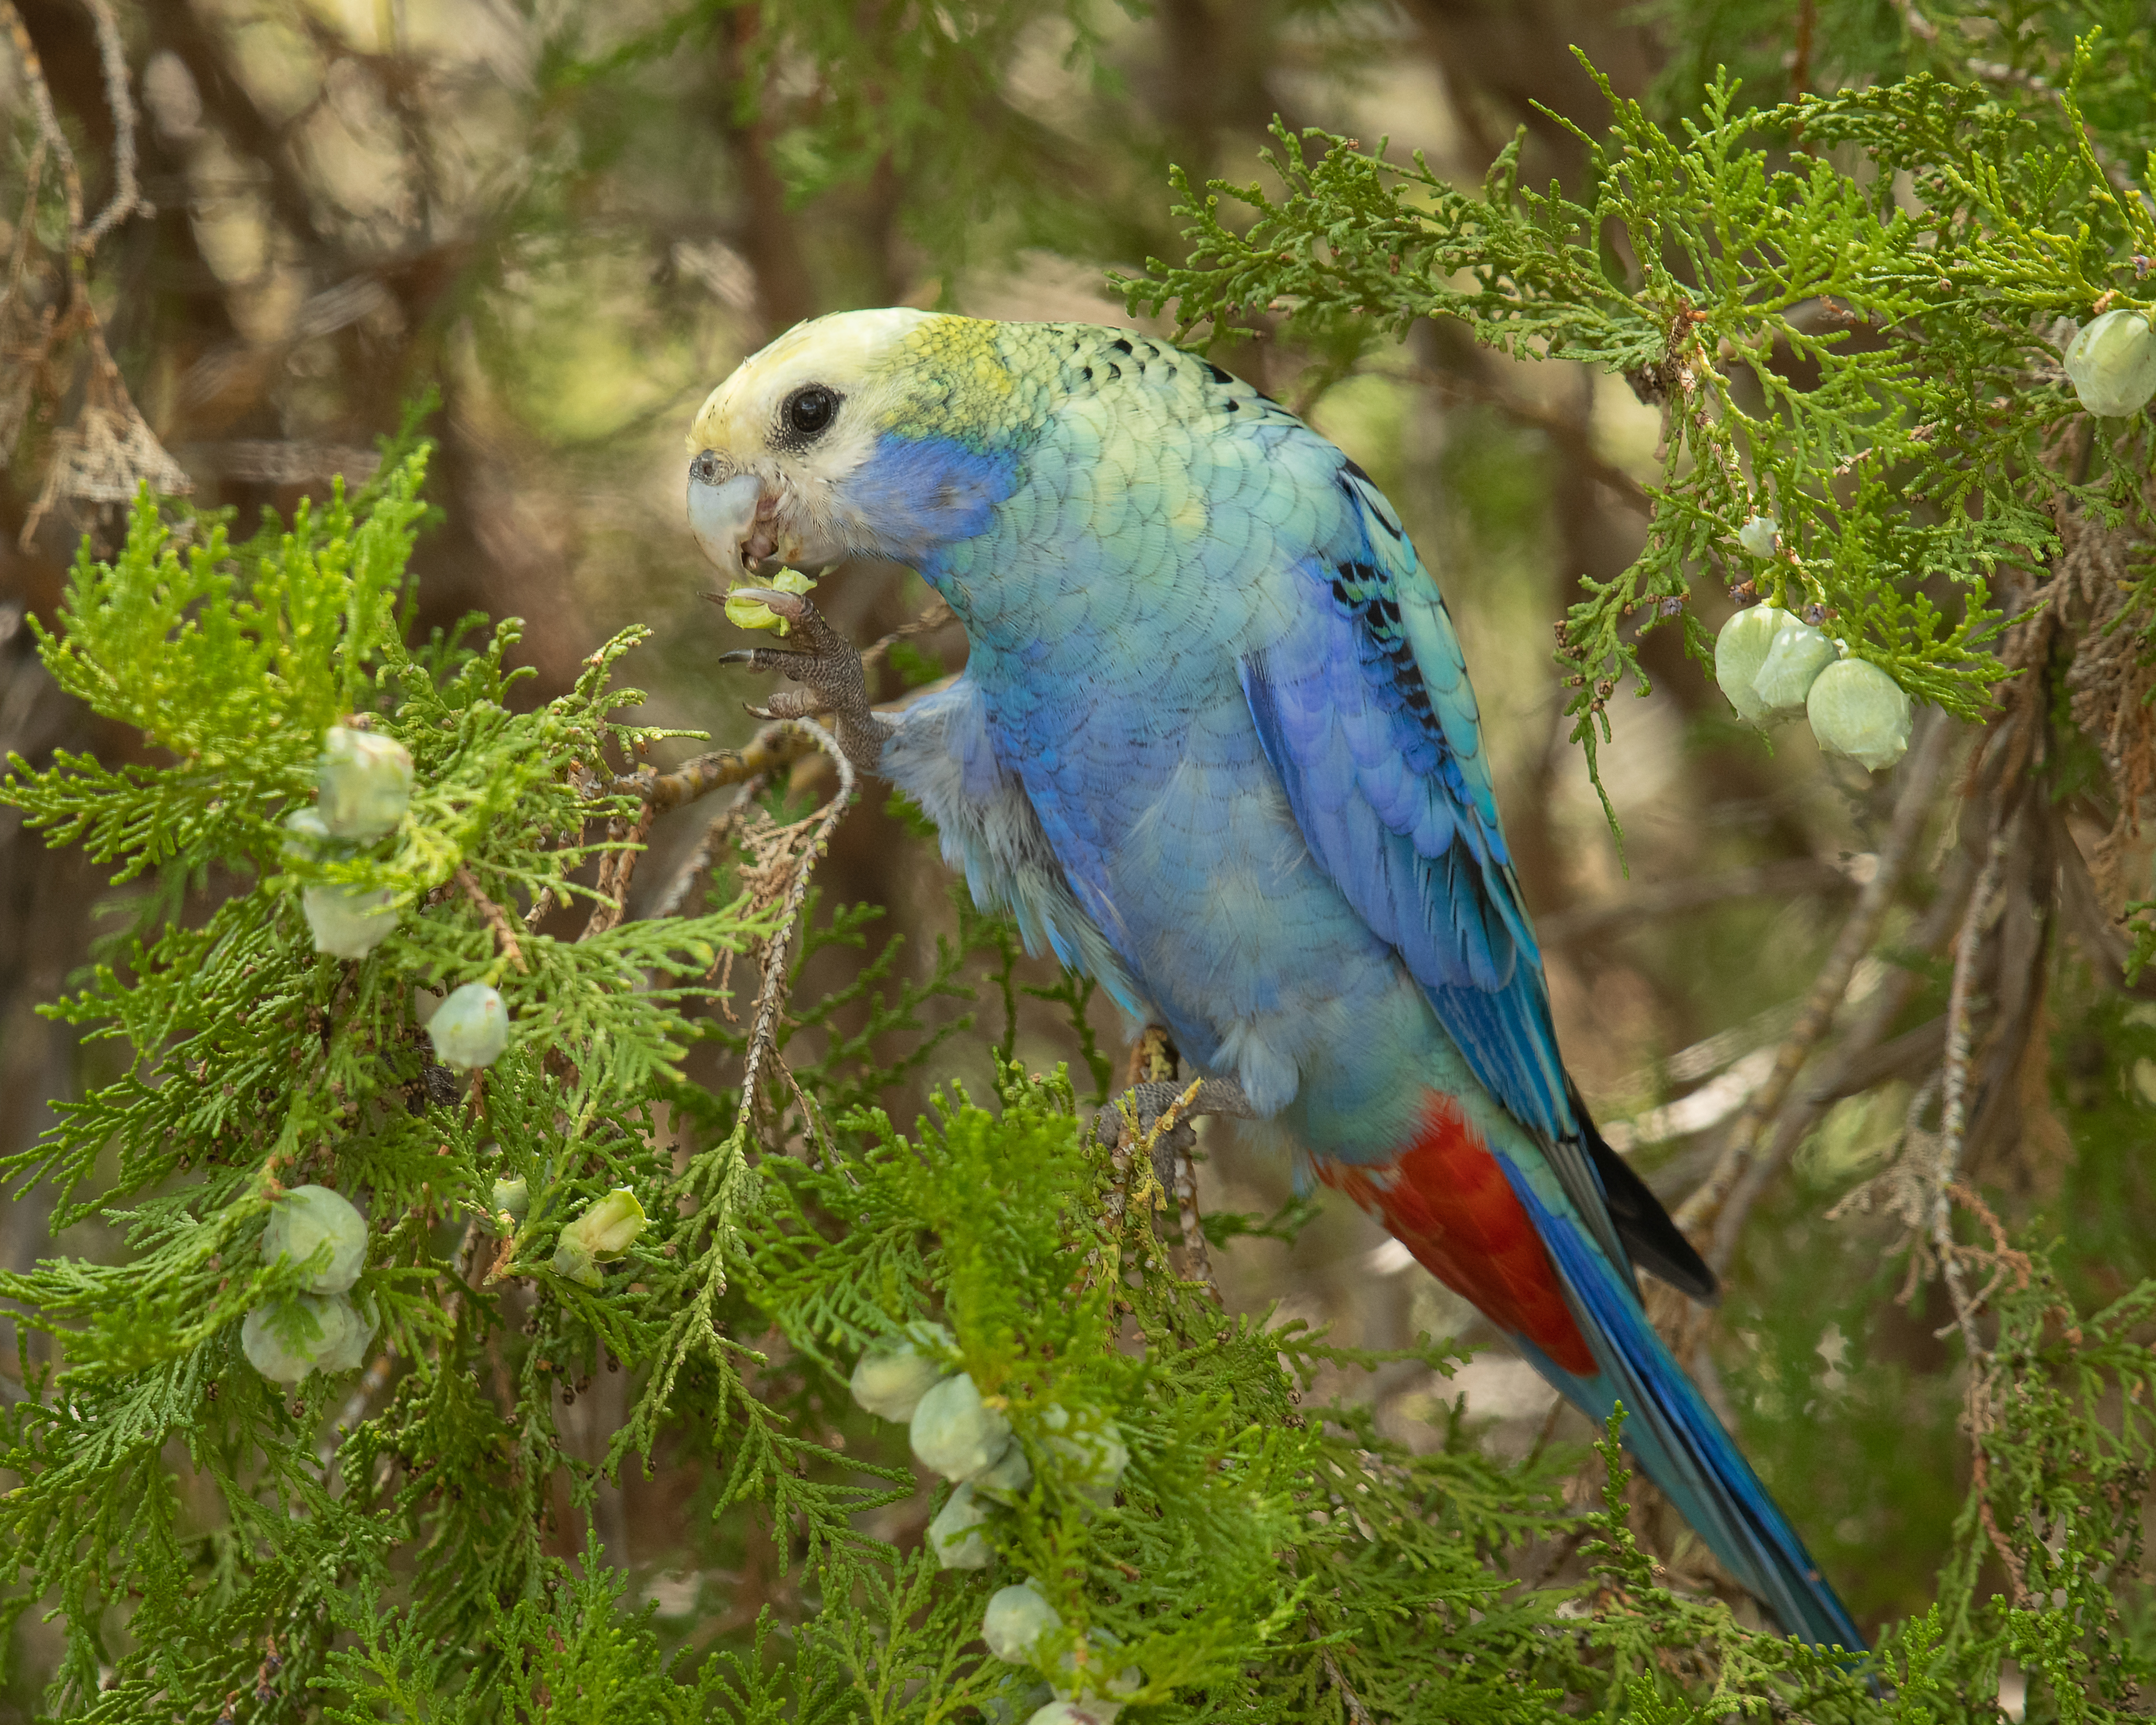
[691,451,720,484]
[782,384,839,442]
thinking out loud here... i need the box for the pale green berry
[261,1183,367,1294]
[1737,514,1779,557]
[241,1293,348,1385]
[1713,606,1786,724]
[2064,309,2156,418]
[1054,1635,1140,1705]
[303,882,397,958]
[1042,1404,1128,1501]
[283,808,329,859]
[723,567,817,635]
[973,1436,1033,1496]
[911,1373,1013,1481]
[317,726,413,842]
[552,1233,601,1288]
[490,1176,530,1224]
[1750,616,1837,716]
[311,1292,377,1374]
[430,982,508,1070]
[1030,1699,1122,1724]
[983,1584,1062,1663]
[850,1343,948,1423]
[928,1481,994,1569]
[1806,657,1913,772]
[561,1187,647,1260]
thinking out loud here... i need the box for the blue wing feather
[1241,458,1571,1147]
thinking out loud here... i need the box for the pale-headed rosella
[682,309,1861,1650]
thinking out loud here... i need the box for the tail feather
[1516,1174,1866,1651]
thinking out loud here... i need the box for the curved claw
[725,586,810,622]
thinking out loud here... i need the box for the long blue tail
[1512,1177,1866,1651]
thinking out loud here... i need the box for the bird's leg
[716,588,892,781]
[1098,1075,1258,1178]
[1095,1035,1256,1295]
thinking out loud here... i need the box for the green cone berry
[317,726,413,842]
[911,1373,1013,1481]
[1713,606,1786,724]
[1053,1634,1140,1704]
[1750,616,1837,716]
[1806,657,1913,772]
[552,1187,647,1285]
[303,882,397,959]
[1737,514,1779,557]
[984,1584,1062,1664]
[2064,309,2156,418]
[430,982,508,1070]
[1042,1404,1128,1501]
[262,1183,367,1294]
[242,1293,353,1385]
[850,1343,949,1422]
[284,807,330,858]
[973,1436,1032,1495]
[1025,1705,1116,1725]
[562,1187,646,1258]
[552,1233,600,1287]
[311,1292,377,1374]
[928,1481,994,1569]
[490,1175,529,1225]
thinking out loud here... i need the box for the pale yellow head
[685,307,938,576]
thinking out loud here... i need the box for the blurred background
[4,0,2141,1689]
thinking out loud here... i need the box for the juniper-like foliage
[0,438,2153,1720]
[1121,36,2155,836]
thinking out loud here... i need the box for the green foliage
[1124,48,2156,817]
[6,17,2156,1713]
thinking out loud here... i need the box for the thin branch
[456,864,528,973]
[1936,832,2008,1203]
[1674,711,1956,1238]
[2,1,85,235]
[649,782,765,922]
[580,802,656,941]
[1536,856,1853,948]
[738,721,857,1126]
[76,0,147,249]
[1705,839,1981,1272]
[609,719,823,817]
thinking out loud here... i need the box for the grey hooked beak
[686,461,764,581]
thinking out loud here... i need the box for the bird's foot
[716,588,892,781]
[1094,1076,1257,1195]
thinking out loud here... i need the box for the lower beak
[687,469,765,580]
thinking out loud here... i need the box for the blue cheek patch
[849,433,1020,565]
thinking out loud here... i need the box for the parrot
[682,307,1863,1651]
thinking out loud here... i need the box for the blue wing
[1240,453,1574,1149]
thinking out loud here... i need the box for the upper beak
[687,464,764,580]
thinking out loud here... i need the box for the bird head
[685,307,1025,584]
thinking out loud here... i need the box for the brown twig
[580,802,657,940]
[2,1,85,236]
[608,719,823,817]
[650,782,766,922]
[75,0,147,248]
[738,722,857,1127]
[1321,1652,1375,1725]
[1705,837,1982,1274]
[1675,711,1956,1238]
[1536,856,1853,949]
[456,864,528,972]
